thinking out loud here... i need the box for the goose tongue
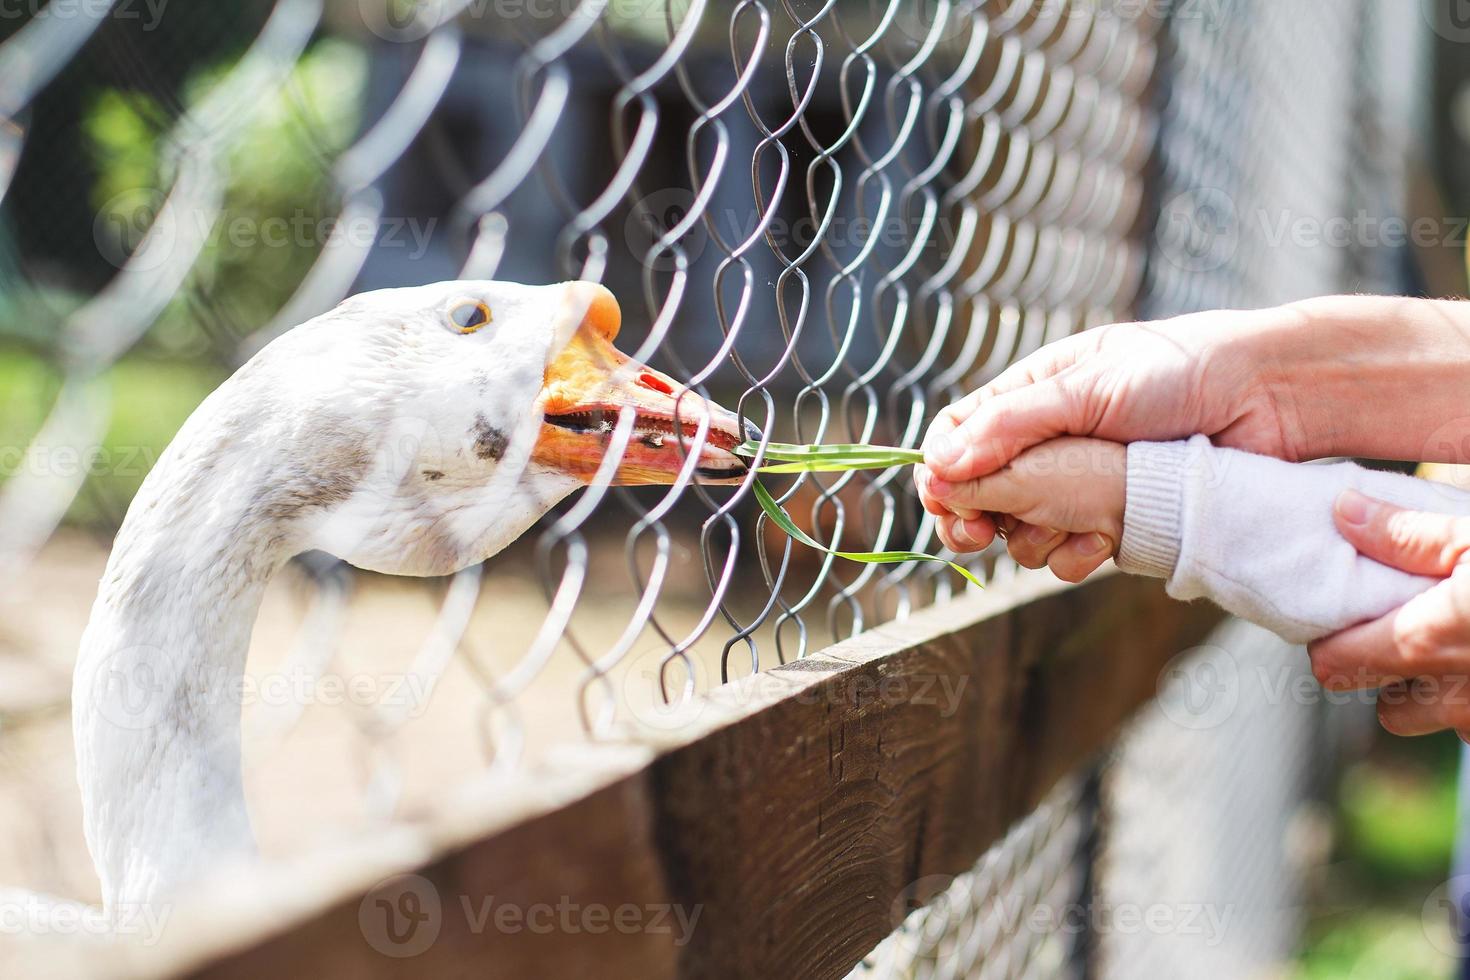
[533,323,747,485]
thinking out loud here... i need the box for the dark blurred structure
[3,1,273,290]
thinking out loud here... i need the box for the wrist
[1117,440,1190,579]
[1249,296,1470,462]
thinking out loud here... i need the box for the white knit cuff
[1117,440,1190,579]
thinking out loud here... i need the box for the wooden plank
[167,572,1219,980]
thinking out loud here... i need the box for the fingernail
[1336,490,1372,527]
[1079,533,1112,557]
[1021,525,1060,548]
[928,434,961,465]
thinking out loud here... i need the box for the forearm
[1119,438,1470,644]
[1248,295,1470,463]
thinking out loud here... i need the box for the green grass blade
[756,458,914,474]
[737,440,925,471]
[751,480,982,589]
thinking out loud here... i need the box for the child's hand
[916,437,1125,579]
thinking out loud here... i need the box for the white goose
[68,280,749,913]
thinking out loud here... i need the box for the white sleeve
[1116,436,1470,644]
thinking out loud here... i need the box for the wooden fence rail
[7,573,1219,978]
[66,572,1219,980]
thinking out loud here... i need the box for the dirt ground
[0,529,821,906]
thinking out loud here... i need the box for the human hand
[917,437,1125,582]
[922,310,1299,485]
[1309,491,1470,738]
[916,306,1299,568]
[917,295,1470,573]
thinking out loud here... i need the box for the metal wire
[854,1,1423,977]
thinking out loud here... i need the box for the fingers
[942,515,1115,584]
[924,469,1035,520]
[1333,491,1470,576]
[936,511,1113,588]
[1045,532,1116,583]
[1006,523,1069,569]
[914,465,980,521]
[925,376,1080,483]
[1301,498,1470,741]
[1377,679,1470,737]
[1307,614,1404,690]
[978,330,1090,399]
[920,332,1092,488]
[1308,577,1470,689]
[921,438,1126,538]
[920,390,985,459]
[1308,576,1470,739]
[935,512,997,554]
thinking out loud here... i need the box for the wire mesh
[849,776,1093,980]
[1098,622,1325,979]
[0,0,1426,974]
[1,0,1156,875]
[857,3,1424,979]
[1090,2,1421,976]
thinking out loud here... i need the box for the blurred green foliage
[2,38,367,525]
[1294,733,1462,980]
[85,37,367,357]
[1296,914,1454,980]
[1341,758,1460,880]
[0,348,225,526]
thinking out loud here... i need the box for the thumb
[924,377,1076,482]
[1333,490,1470,576]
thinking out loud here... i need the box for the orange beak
[532,285,751,486]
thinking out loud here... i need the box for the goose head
[75,279,762,909]
[226,279,750,577]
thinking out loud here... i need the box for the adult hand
[1309,491,1470,738]
[919,296,1470,577]
[917,306,1305,567]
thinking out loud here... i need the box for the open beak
[532,285,752,486]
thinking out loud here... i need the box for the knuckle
[1391,616,1442,667]
[930,414,959,437]
[1385,514,1425,556]
[985,402,1018,433]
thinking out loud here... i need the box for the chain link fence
[0,0,1432,974]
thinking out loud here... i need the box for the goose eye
[449,300,492,334]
